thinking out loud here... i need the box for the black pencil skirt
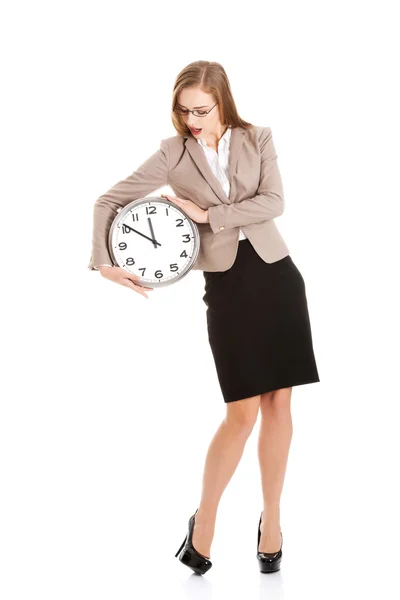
[202,238,320,403]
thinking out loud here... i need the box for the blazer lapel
[184,125,245,205]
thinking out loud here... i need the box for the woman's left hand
[161,194,208,224]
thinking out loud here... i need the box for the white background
[1,1,399,598]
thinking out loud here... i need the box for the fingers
[104,267,155,298]
[122,273,155,298]
[125,273,153,290]
[162,194,184,203]
[121,278,151,298]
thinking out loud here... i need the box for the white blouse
[197,126,247,241]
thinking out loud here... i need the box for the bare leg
[192,394,261,558]
[257,387,293,553]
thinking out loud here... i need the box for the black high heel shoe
[257,511,283,573]
[175,509,213,575]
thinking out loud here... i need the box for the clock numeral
[170,263,178,272]
[118,242,127,250]
[165,207,169,216]
[176,218,184,227]
[182,234,191,243]
[155,270,163,279]
[132,213,139,222]
[180,250,188,258]
[139,268,146,276]
[122,224,131,234]
[146,206,157,214]
[126,257,135,266]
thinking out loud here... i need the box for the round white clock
[108,196,200,288]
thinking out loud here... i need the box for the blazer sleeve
[207,127,285,234]
[88,139,170,270]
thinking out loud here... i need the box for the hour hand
[122,224,161,246]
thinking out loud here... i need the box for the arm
[88,139,170,270]
[207,127,284,234]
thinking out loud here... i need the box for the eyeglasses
[173,101,218,118]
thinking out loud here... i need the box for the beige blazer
[88,125,289,272]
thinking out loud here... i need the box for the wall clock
[108,196,200,288]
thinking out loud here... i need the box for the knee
[260,388,292,420]
[225,395,260,434]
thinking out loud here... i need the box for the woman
[88,60,320,575]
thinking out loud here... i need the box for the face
[176,86,224,140]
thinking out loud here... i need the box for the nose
[187,117,199,128]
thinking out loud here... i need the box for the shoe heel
[175,535,187,558]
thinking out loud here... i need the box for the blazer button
[219,226,225,230]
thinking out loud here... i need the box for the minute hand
[122,224,161,247]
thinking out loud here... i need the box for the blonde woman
[88,60,320,575]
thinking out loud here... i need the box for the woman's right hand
[98,266,154,299]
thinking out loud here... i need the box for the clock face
[108,197,200,287]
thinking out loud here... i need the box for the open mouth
[190,127,202,134]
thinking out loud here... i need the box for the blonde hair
[171,60,253,137]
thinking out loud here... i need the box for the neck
[202,124,229,147]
